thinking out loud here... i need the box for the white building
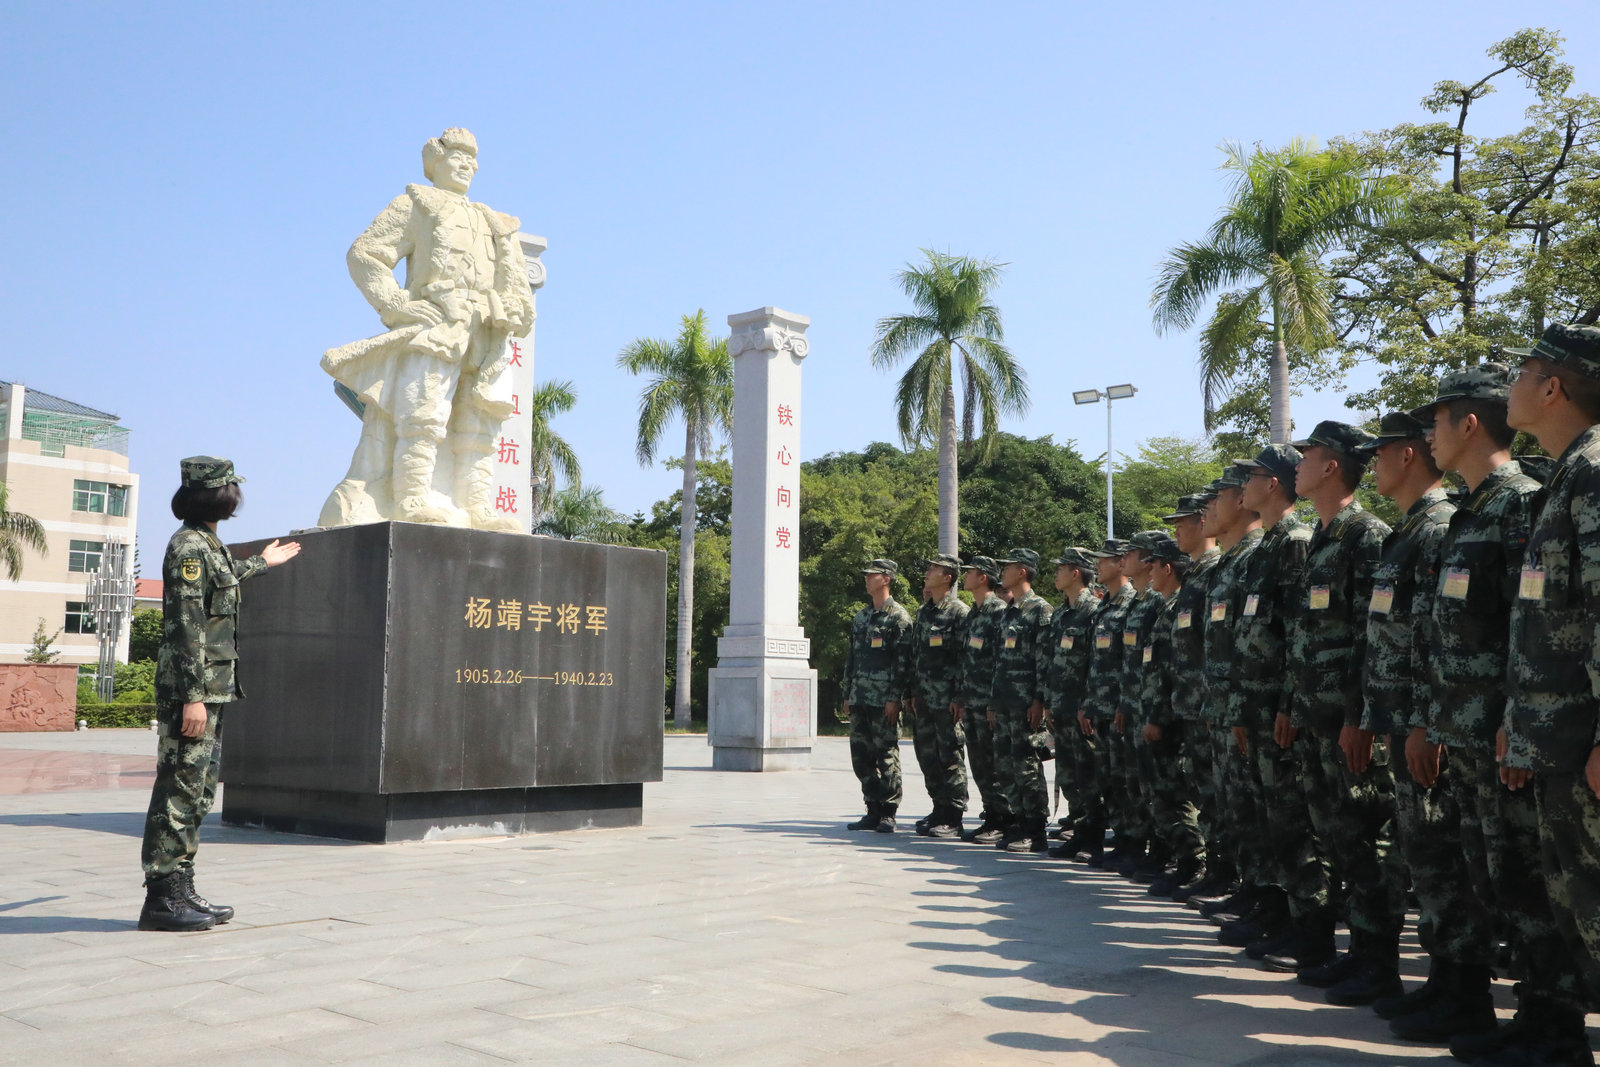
[0,382,138,665]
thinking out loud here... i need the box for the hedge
[77,704,158,728]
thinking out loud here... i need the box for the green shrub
[77,703,157,728]
[114,688,155,704]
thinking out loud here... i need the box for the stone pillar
[707,307,817,771]
[488,234,546,535]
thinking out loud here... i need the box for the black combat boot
[848,802,881,831]
[1460,997,1593,1066]
[1114,838,1149,878]
[1004,816,1048,853]
[1176,864,1235,904]
[979,814,1015,847]
[1200,883,1258,921]
[960,811,994,842]
[1221,891,1287,948]
[138,872,217,932]
[1374,956,1450,1020]
[914,810,934,836]
[1391,961,1497,1044]
[928,806,964,839]
[1324,953,1402,1006]
[1130,842,1172,884]
[1077,827,1108,866]
[1150,854,1204,898]
[177,867,233,925]
[874,804,898,833]
[1260,911,1337,973]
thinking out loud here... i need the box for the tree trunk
[674,418,698,728]
[1269,314,1290,445]
[938,380,959,556]
[961,356,976,447]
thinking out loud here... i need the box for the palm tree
[531,485,626,543]
[527,379,581,521]
[618,310,733,727]
[0,479,47,580]
[870,250,1029,555]
[1151,138,1401,443]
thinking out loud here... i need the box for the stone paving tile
[2,732,1587,1065]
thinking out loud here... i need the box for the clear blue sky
[5,1,1594,543]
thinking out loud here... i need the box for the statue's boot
[456,435,521,532]
[393,432,454,524]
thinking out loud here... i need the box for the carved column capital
[727,307,810,360]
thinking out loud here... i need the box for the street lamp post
[1072,383,1137,539]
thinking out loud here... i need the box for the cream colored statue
[319,128,533,531]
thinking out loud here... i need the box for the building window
[72,480,129,517]
[64,602,96,635]
[68,540,105,573]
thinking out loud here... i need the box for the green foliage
[528,379,582,520]
[1111,437,1227,531]
[113,660,156,703]
[128,608,162,662]
[24,618,61,664]
[77,675,96,704]
[957,434,1127,553]
[0,479,48,581]
[77,704,156,728]
[532,485,627,542]
[1332,28,1600,415]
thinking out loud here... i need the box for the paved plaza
[0,730,1562,1065]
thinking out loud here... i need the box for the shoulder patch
[180,558,202,582]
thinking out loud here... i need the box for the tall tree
[1152,139,1402,442]
[870,250,1029,555]
[526,379,582,521]
[532,485,626,543]
[1330,28,1599,413]
[0,480,47,581]
[619,310,733,727]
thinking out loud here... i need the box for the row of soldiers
[839,323,1600,1066]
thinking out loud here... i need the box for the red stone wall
[0,664,77,732]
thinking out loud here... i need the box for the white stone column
[488,234,546,534]
[707,307,817,771]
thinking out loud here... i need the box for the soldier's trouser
[992,703,1049,823]
[1388,738,1488,967]
[1183,720,1220,862]
[1536,772,1600,1008]
[910,701,968,812]
[1118,727,1151,843]
[1299,727,1403,948]
[1097,718,1133,839]
[848,706,902,808]
[1052,718,1076,816]
[141,702,224,880]
[1251,718,1328,920]
[1452,745,1587,1011]
[965,709,1009,817]
[1069,720,1105,832]
[1139,721,1203,863]
[1212,723,1252,880]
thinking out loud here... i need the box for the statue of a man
[319,128,533,531]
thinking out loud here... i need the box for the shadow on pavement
[0,915,138,935]
[710,814,1449,1066]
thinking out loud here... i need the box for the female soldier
[138,456,300,932]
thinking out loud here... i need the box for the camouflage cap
[1235,443,1302,487]
[995,547,1042,572]
[861,558,899,576]
[1162,493,1210,521]
[1054,546,1099,570]
[1145,537,1189,565]
[922,552,963,573]
[961,554,1001,581]
[1504,323,1600,380]
[1425,362,1514,408]
[1212,464,1249,490]
[1126,530,1167,554]
[1291,420,1376,457]
[1087,537,1131,558]
[179,455,245,489]
[1357,410,1432,454]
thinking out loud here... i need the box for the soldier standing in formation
[841,560,912,833]
[904,554,970,839]
[832,324,1600,1065]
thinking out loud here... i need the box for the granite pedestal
[221,522,666,841]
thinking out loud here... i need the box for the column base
[712,746,812,772]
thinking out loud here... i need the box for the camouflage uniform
[141,514,268,880]
[1358,482,1465,969]
[1289,490,1399,952]
[1507,405,1600,1005]
[903,584,971,814]
[1046,580,1100,830]
[843,579,912,811]
[1169,541,1221,869]
[1084,578,1137,841]
[1228,509,1322,912]
[956,575,1009,823]
[1137,551,1204,869]
[1202,525,1263,882]
[1118,581,1166,847]
[989,554,1053,830]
